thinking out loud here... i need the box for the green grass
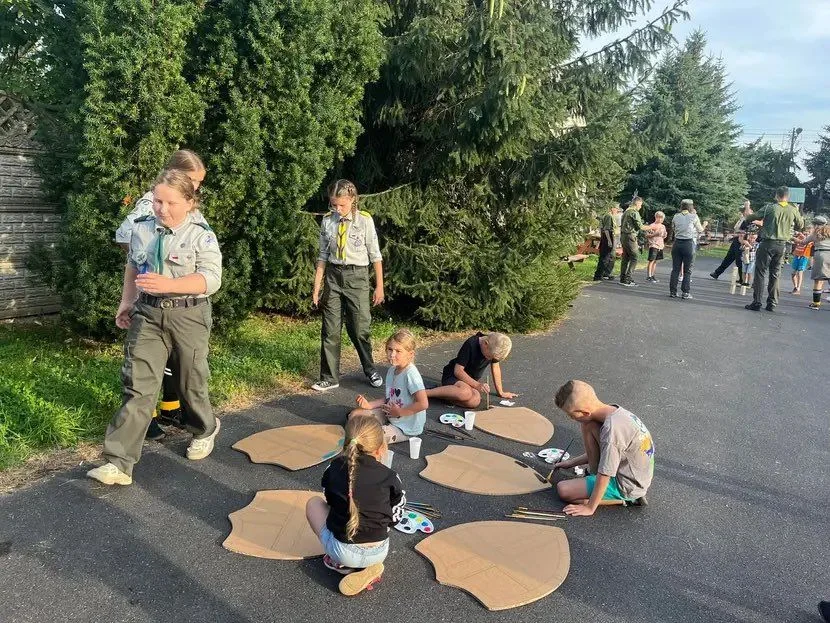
[0,315,418,471]
[696,244,730,259]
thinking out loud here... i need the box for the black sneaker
[681,292,693,300]
[651,277,659,284]
[818,601,830,623]
[145,419,165,441]
[709,272,718,280]
[765,303,775,312]
[627,496,649,507]
[669,292,678,298]
[602,276,615,281]
[620,281,636,287]
[745,302,761,311]
[368,371,383,388]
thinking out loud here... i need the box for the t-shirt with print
[442,332,489,383]
[596,406,655,500]
[384,363,426,436]
[646,223,667,249]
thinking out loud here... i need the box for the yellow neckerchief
[778,201,789,207]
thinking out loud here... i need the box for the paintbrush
[511,509,567,519]
[504,514,560,522]
[405,506,442,519]
[485,372,490,410]
[545,438,575,483]
[515,506,568,514]
[406,501,439,510]
[424,429,465,442]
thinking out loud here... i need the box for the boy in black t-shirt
[425,332,517,408]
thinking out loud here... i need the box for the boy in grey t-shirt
[552,380,654,516]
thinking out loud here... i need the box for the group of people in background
[593,187,829,311]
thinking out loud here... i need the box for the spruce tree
[804,126,830,215]
[740,140,800,209]
[626,32,747,221]
[342,0,689,330]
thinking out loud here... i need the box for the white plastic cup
[409,437,422,459]
[382,449,394,468]
[464,411,476,431]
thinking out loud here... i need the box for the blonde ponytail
[343,416,385,541]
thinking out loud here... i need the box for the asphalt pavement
[2,256,829,623]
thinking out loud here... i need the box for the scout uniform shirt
[318,209,382,266]
[744,202,805,241]
[600,212,615,233]
[620,207,644,241]
[115,191,208,244]
[129,212,222,297]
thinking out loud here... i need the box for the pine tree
[342,0,689,330]
[804,126,830,215]
[626,32,747,221]
[740,140,800,209]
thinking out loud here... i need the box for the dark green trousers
[103,301,215,475]
[752,240,786,308]
[320,265,376,383]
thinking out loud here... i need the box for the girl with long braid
[306,416,405,596]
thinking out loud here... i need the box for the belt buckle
[160,299,174,310]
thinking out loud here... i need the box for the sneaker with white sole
[86,462,132,486]
[187,417,220,460]
[323,555,355,575]
[312,380,340,392]
[339,563,384,596]
[367,372,383,388]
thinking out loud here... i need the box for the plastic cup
[409,437,422,459]
[464,411,476,431]
[381,449,394,468]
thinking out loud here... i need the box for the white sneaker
[187,417,221,460]
[312,380,340,392]
[86,462,132,486]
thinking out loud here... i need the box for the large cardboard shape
[419,445,551,495]
[223,490,323,560]
[416,520,570,611]
[233,424,345,471]
[474,407,553,446]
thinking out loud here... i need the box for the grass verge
[0,314,446,473]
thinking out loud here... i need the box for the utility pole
[789,127,803,172]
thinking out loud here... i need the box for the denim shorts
[319,525,389,569]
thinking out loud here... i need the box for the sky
[590,0,830,182]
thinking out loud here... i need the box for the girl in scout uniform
[312,180,384,392]
[88,169,222,485]
[115,150,207,440]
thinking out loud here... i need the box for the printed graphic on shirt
[629,412,655,459]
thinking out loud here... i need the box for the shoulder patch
[193,221,212,231]
[134,215,155,223]
[359,210,371,218]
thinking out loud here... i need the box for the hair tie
[349,439,358,447]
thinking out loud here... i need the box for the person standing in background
[593,203,620,281]
[669,199,704,300]
[710,200,752,284]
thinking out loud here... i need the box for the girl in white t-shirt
[350,329,428,444]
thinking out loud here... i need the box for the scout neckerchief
[337,212,353,261]
[154,226,171,274]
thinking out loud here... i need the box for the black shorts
[441,372,459,386]
[648,248,664,261]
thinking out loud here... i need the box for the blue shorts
[791,256,809,271]
[585,475,634,502]
[319,525,389,569]
[744,261,755,275]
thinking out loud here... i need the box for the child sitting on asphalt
[350,329,427,445]
[552,380,654,516]
[306,416,405,596]
[424,332,516,408]
[645,211,667,283]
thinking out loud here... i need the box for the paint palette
[395,510,434,535]
[439,413,465,428]
[538,448,571,464]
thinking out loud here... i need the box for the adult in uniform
[742,186,805,312]
[593,203,620,281]
[619,197,651,286]
[312,180,384,392]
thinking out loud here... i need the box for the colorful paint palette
[439,413,465,428]
[538,448,571,464]
[395,510,434,535]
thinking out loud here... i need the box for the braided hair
[328,179,359,218]
[343,415,385,541]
